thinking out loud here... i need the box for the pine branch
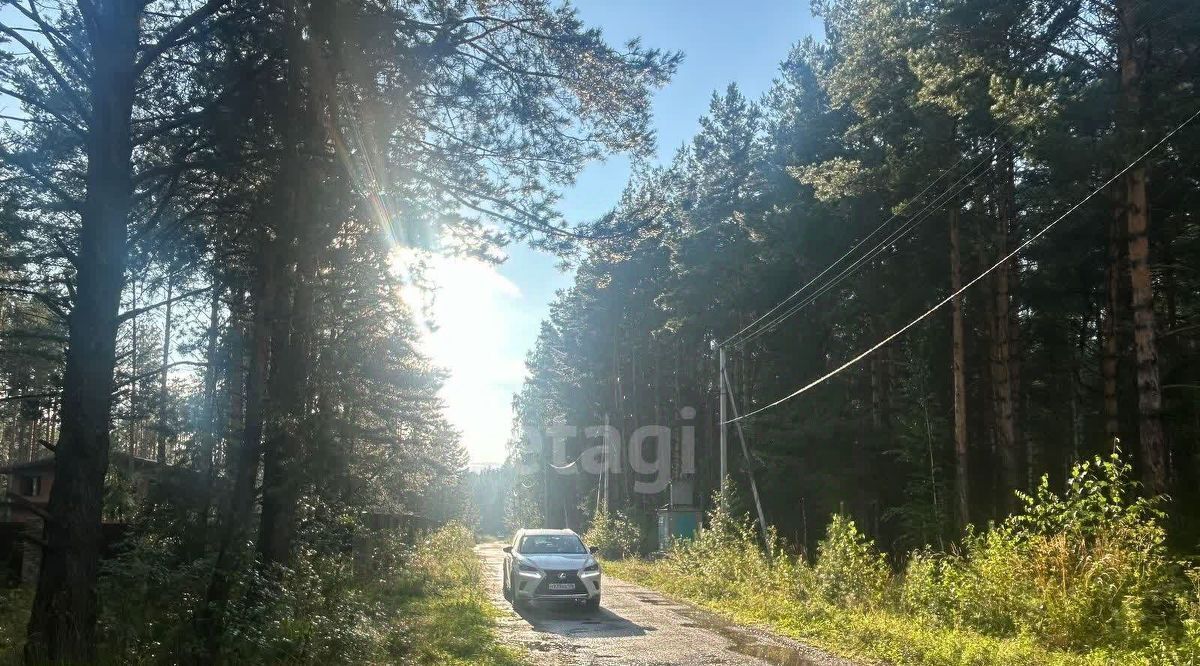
[135,0,231,74]
[0,22,90,119]
[117,285,212,323]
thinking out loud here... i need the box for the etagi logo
[515,407,697,495]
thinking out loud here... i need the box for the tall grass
[383,523,528,665]
[607,454,1200,665]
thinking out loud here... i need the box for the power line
[725,106,1200,425]
[720,125,1006,349]
[732,154,999,348]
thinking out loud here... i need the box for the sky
[421,0,825,466]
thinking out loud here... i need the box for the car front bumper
[513,570,601,602]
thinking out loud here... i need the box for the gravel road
[476,542,856,666]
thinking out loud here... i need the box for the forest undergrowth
[605,454,1200,666]
[0,523,522,665]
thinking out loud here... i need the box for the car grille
[535,569,584,595]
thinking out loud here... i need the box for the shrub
[608,453,1200,665]
[912,454,1183,653]
[583,509,641,559]
[662,488,774,600]
[813,514,890,608]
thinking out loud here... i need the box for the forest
[0,0,675,662]
[506,0,1200,555]
[0,0,1198,663]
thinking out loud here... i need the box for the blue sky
[427,0,825,465]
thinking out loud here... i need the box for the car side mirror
[502,546,513,554]
[589,546,599,554]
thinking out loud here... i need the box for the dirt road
[476,543,855,666]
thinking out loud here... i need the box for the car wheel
[586,596,601,611]
[502,570,512,601]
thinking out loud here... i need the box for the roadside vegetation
[606,455,1200,666]
[0,523,522,665]
[584,509,643,559]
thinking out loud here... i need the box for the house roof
[1,452,160,475]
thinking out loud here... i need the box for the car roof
[516,528,579,537]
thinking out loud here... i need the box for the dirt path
[476,542,856,666]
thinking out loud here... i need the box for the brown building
[1,453,167,585]
[1,453,160,523]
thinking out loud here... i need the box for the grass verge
[603,457,1200,666]
[606,558,1123,666]
[385,524,528,665]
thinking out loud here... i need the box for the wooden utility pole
[717,343,728,508]
[722,366,769,547]
[949,207,970,528]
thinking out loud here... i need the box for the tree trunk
[256,0,321,567]
[156,274,173,464]
[203,230,278,653]
[192,279,223,554]
[949,207,970,528]
[256,247,314,566]
[25,3,140,661]
[990,149,1020,514]
[129,279,140,458]
[1117,0,1167,494]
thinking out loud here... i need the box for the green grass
[605,558,1137,666]
[0,587,31,665]
[380,524,528,665]
[389,588,526,665]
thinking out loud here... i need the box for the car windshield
[519,534,587,555]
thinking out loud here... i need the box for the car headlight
[580,561,600,576]
[517,562,541,577]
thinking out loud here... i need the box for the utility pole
[717,342,728,509]
[602,412,610,513]
[723,366,769,548]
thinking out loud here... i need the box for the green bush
[605,453,1200,665]
[910,454,1185,653]
[583,509,642,558]
[813,514,890,608]
[86,520,524,664]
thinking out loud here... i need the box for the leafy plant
[813,514,891,608]
[584,508,642,558]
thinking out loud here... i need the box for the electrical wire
[724,106,1200,425]
[731,150,1001,348]
[719,125,1007,349]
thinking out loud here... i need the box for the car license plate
[548,583,575,591]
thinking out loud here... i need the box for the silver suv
[502,528,601,610]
